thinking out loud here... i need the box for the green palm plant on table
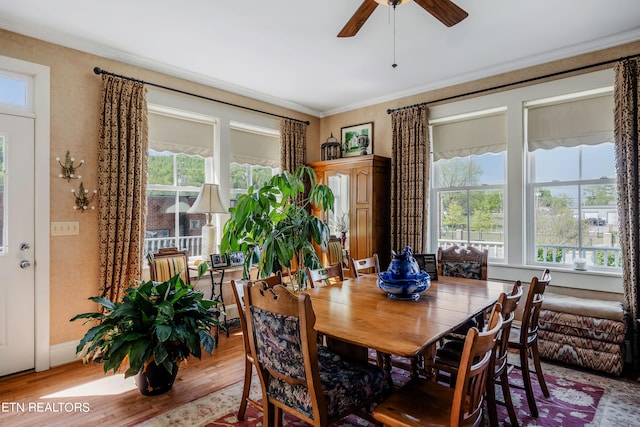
[221,165,334,290]
[70,263,218,395]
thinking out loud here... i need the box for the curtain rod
[387,53,640,114]
[93,67,311,125]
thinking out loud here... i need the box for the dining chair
[230,272,283,420]
[437,245,489,339]
[243,282,389,427]
[437,245,488,280]
[306,263,344,288]
[351,254,381,278]
[507,270,552,418]
[372,302,503,427]
[147,247,190,284]
[434,281,524,427]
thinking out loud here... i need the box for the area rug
[137,358,640,427]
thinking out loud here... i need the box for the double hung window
[431,109,507,260]
[526,89,619,270]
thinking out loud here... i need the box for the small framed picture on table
[210,253,228,268]
[414,253,438,281]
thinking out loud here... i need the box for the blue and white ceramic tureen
[377,246,431,301]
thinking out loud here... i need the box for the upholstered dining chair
[507,270,551,418]
[437,245,488,280]
[306,263,344,288]
[244,282,389,427]
[147,247,190,284]
[434,281,524,427]
[437,245,489,338]
[230,272,283,420]
[372,302,503,427]
[351,254,381,278]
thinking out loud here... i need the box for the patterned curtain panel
[390,106,430,253]
[280,118,307,173]
[98,75,148,302]
[614,58,640,366]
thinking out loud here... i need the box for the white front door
[0,113,35,376]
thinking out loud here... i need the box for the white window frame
[428,69,622,293]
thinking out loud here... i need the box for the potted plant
[70,264,218,395]
[221,165,334,290]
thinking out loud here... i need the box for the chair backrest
[231,272,283,359]
[438,245,488,280]
[244,282,328,426]
[351,254,380,278]
[148,247,190,285]
[492,281,523,377]
[451,302,503,426]
[306,263,344,288]
[327,240,343,266]
[519,272,552,346]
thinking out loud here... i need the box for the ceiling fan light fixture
[374,0,410,6]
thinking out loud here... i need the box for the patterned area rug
[137,357,640,427]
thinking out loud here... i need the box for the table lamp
[188,183,227,260]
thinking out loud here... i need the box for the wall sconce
[56,151,84,181]
[72,182,97,212]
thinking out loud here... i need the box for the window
[228,123,280,206]
[0,71,31,110]
[431,109,507,260]
[527,90,619,271]
[145,108,215,257]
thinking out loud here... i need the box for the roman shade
[148,111,214,157]
[527,93,614,151]
[432,111,507,161]
[230,127,280,168]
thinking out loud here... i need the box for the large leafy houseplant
[221,165,334,290]
[71,265,218,390]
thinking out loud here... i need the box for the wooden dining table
[303,274,513,362]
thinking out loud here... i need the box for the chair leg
[531,341,550,397]
[486,375,498,427]
[237,358,253,420]
[519,347,539,418]
[500,368,519,427]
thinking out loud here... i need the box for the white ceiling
[1,0,639,117]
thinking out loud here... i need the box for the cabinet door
[352,166,373,262]
[325,169,352,270]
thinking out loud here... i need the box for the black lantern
[321,133,343,160]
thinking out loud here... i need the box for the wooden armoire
[307,154,391,277]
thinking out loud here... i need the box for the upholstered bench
[538,294,626,375]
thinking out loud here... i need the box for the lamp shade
[188,184,227,215]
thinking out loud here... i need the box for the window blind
[148,111,214,157]
[432,112,507,161]
[527,93,613,151]
[230,127,280,168]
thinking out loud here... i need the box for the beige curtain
[390,106,430,253]
[614,58,640,366]
[98,75,148,302]
[280,118,307,173]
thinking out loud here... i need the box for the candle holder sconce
[56,151,84,181]
[72,182,97,212]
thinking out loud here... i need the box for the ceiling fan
[338,0,468,37]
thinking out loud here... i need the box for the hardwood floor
[0,326,246,427]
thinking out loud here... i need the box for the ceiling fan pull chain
[392,4,398,68]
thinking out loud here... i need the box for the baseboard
[49,340,81,367]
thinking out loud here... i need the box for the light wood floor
[0,325,246,427]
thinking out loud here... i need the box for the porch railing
[438,239,622,269]
[144,236,202,257]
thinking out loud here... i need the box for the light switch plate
[51,221,80,236]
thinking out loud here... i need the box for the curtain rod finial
[93,67,103,75]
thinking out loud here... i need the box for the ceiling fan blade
[414,0,468,27]
[338,0,379,37]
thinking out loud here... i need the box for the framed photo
[414,253,438,281]
[341,122,373,157]
[229,251,245,267]
[210,253,228,268]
